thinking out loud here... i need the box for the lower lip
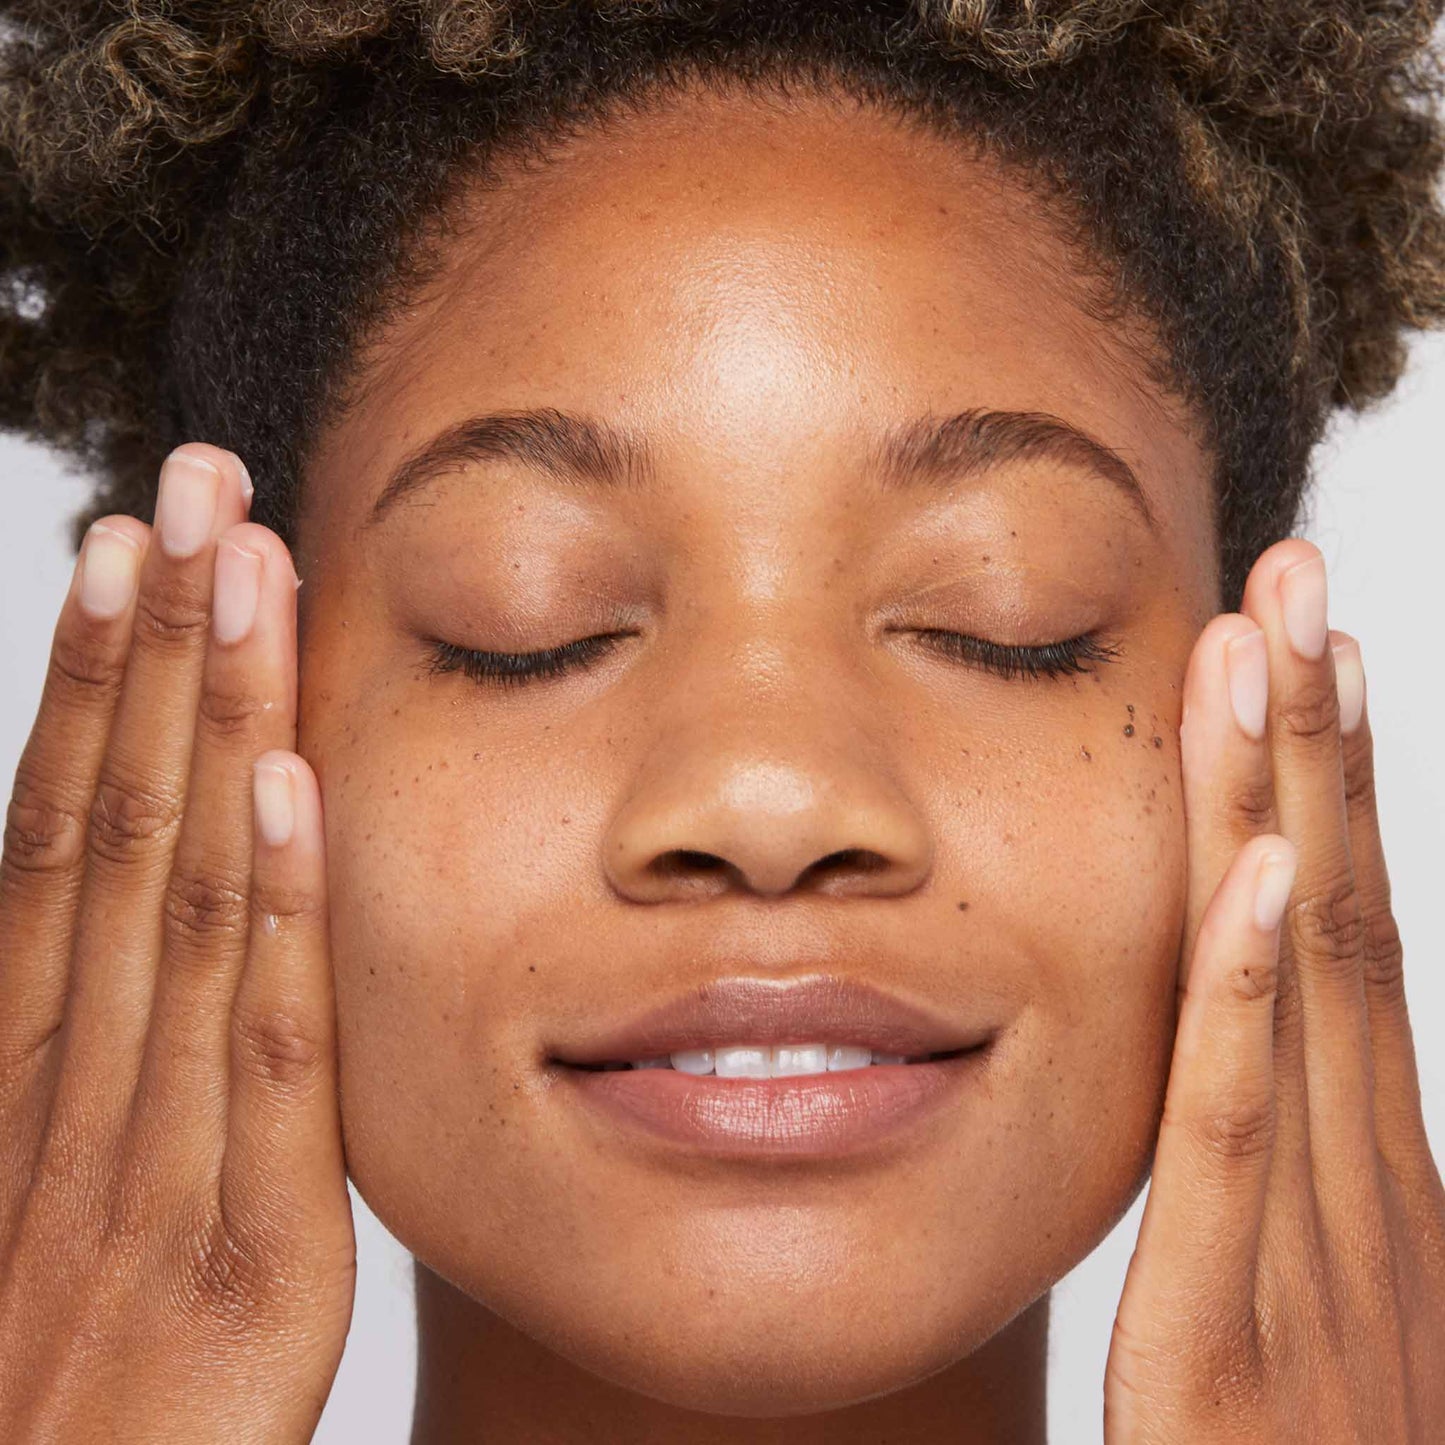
[558,1047,990,1159]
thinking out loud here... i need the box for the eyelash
[910,628,1122,679]
[429,634,632,689]
[427,629,1121,689]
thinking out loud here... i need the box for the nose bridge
[601,612,935,902]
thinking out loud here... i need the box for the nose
[601,670,934,903]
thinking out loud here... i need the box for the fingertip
[1250,835,1298,933]
[252,750,322,851]
[1238,537,1321,624]
[73,518,146,622]
[88,512,152,549]
[1331,634,1366,735]
[253,754,297,850]
[227,450,255,510]
[216,520,301,595]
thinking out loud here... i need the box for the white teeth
[714,1045,772,1079]
[773,1044,829,1076]
[620,1044,925,1075]
[670,1049,713,1075]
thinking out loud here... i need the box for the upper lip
[549,973,995,1064]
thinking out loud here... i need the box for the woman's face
[295,84,1219,1414]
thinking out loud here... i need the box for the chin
[489,1278,1006,1417]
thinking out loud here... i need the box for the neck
[408,1263,1050,1445]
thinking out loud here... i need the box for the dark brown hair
[2,0,1442,606]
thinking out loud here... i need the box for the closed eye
[428,633,633,689]
[427,627,1120,690]
[906,628,1121,680]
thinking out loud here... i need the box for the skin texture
[295,85,1218,1433]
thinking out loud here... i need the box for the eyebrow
[364,404,1157,531]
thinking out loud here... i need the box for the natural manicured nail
[78,523,141,620]
[1333,638,1365,734]
[1253,847,1298,932]
[155,450,221,559]
[213,540,263,644]
[253,759,295,848]
[1279,554,1328,660]
[232,453,255,509]
[1224,627,1268,740]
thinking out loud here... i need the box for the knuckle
[3,772,87,878]
[87,773,182,863]
[1361,908,1406,997]
[1273,674,1341,745]
[132,575,211,649]
[1175,1094,1275,1164]
[251,875,320,927]
[232,1006,325,1091]
[1223,953,1280,1005]
[48,625,128,697]
[181,1212,269,1325]
[1289,873,1366,972]
[1223,771,1277,833]
[195,678,270,743]
[163,864,249,947]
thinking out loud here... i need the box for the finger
[1332,635,1437,1204]
[1241,542,1379,1224]
[223,753,346,1251]
[1180,609,1313,1218]
[46,445,252,1151]
[0,517,149,1070]
[1130,834,1297,1330]
[1180,613,1278,969]
[128,524,300,1187]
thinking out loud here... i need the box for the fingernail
[213,539,263,644]
[1279,555,1328,660]
[1224,628,1268,740]
[1333,638,1365,734]
[1253,846,1297,932]
[232,453,254,510]
[78,523,141,619]
[155,450,221,559]
[253,760,295,847]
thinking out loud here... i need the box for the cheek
[940,697,1185,1263]
[311,706,587,1224]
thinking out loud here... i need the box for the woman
[1,1,1442,1439]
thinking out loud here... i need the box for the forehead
[326,82,1212,561]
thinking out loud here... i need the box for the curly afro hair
[2,0,1443,607]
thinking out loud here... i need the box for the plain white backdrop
[2,332,1442,1442]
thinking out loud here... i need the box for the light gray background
[2,332,1442,1441]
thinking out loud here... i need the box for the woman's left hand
[1102,538,1445,1442]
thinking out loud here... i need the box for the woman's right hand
[0,445,355,1443]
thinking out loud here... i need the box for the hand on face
[0,445,353,1443]
[1104,538,1445,1442]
